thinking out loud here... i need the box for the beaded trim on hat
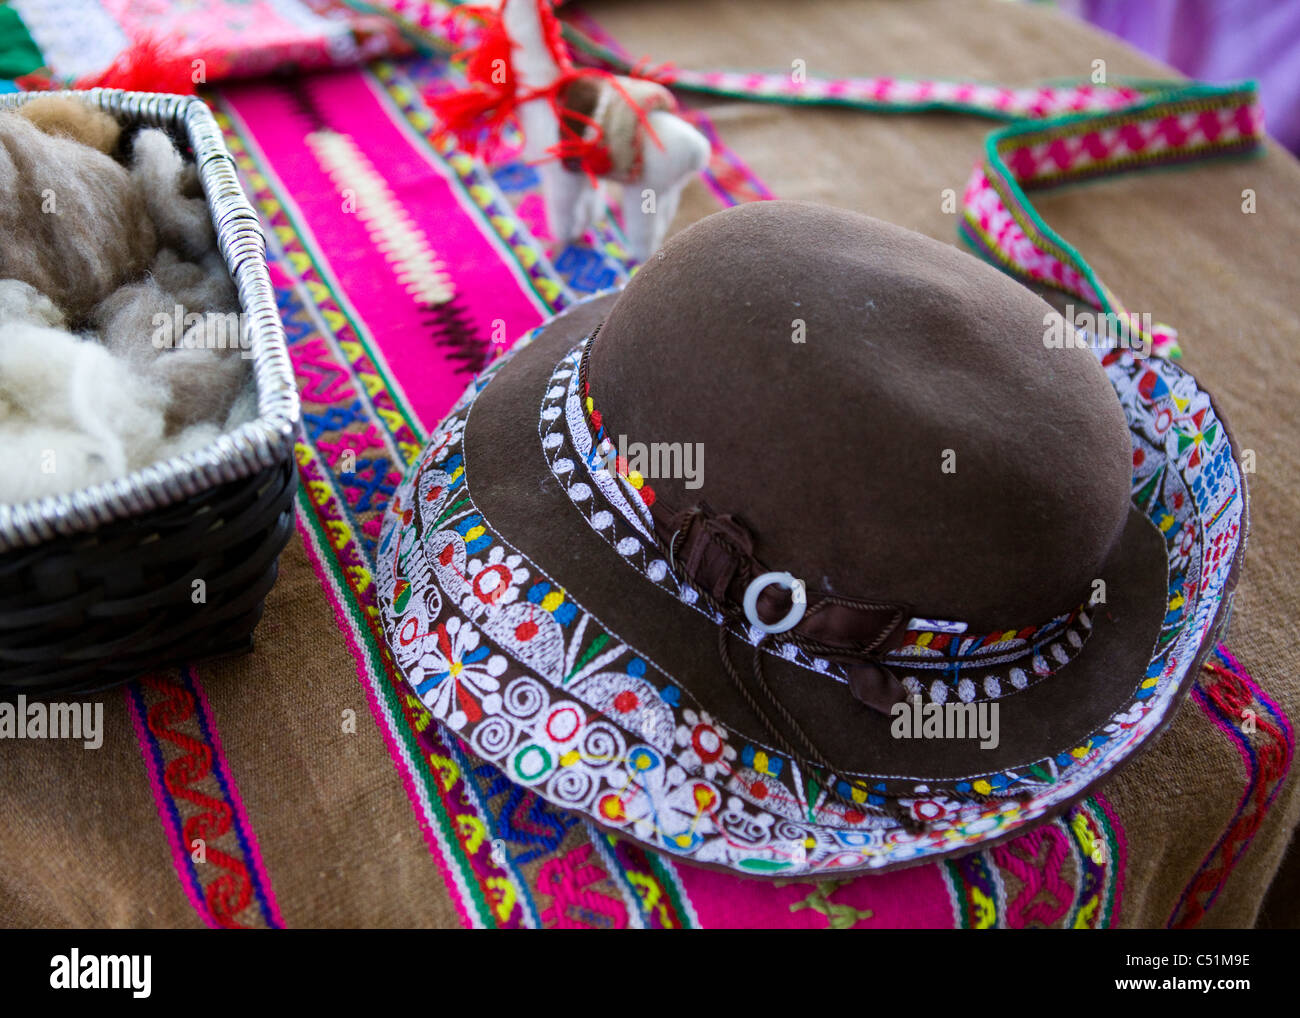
[573,326,1092,688]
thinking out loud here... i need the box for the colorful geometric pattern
[1172,646,1295,928]
[207,54,669,927]
[3,0,410,85]
[6,2,1270,925]
[124,670,284,929]
[944,796,1126,929]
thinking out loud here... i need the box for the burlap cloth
[1,0,1295,928]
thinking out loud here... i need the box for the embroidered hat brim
[378,284,1245,876]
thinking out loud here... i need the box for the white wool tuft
[0,321,168,501]
[0,279,65,329]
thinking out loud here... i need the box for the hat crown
[587,201,1133,629]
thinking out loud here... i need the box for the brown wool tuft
[0,111,157,321]
[16,95,123,155]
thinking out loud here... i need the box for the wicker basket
[0,89,300,698]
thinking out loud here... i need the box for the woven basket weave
[0,89,300,698]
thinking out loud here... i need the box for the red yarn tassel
[74,34,221,94]
[425,4,525,159]
[425,0,668,178]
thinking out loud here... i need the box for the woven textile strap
[560,23,1267,360]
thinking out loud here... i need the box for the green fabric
[0,4,44,80]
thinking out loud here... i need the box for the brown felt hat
[376,201,1247,876]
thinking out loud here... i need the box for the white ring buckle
[743,571,807,635]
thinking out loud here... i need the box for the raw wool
[94,274,174,369]
[0,110,157,321]
[149,247,238,311]
[0,293,168,503]
[0,106,256,505]
[223,383,259,431]
[0,276,65,330]
[94,251,239,363]
[0,276,255,503]
[15,95,122,155]
[93,248,249,434]
[130,128,216,259]
[156,347,250,434]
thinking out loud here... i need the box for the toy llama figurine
[431,0,710,261]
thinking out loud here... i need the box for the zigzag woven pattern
[669,73,1148,119]
[125,669,284,929]
[999,93,1262,184]
[964,85,1264,357]
[307,128,456,305]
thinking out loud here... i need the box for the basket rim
[0,88,300,553]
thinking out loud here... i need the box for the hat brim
[377,292,1246,876]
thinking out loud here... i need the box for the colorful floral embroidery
[409,617,508,730]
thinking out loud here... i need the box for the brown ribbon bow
[650,499,910,713]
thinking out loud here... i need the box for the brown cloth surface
[1,0,1296,928]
